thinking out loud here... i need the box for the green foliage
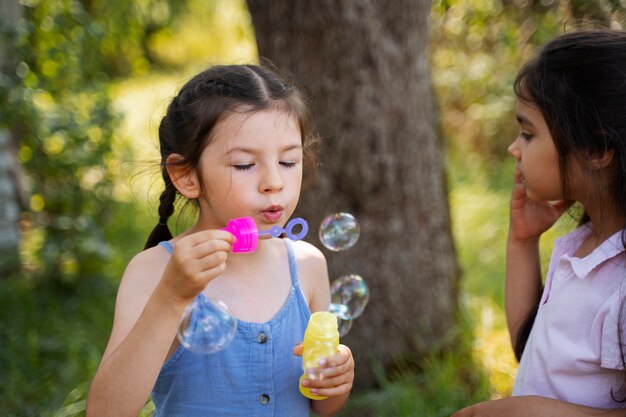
[0,276,115,417]
[3,0,209,286]
[19,0,189,79]
[430,0,626,167]
[148,0,257,66]
[52,383,155,417]
[5,0,139,285]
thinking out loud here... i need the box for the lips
[261,205,284,223]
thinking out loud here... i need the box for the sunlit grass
[466,297,517,397]
[449,154,581,401]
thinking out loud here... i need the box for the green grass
[0,276,115,417]
[339,315,492,417]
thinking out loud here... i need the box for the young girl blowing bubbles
[453,30,626,416]
[86,64,354,417]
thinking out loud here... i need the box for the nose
[508,138,521,160]
[259,164,284,193]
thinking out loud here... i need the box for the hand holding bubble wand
[177,217,309,353]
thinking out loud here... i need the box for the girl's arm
[505,234,542,351]
[294,241,354,417]
[452,395,626,417]
[505,169,571,350]
[86,231,232,417]
[86,261,189,417]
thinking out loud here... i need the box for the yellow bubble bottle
[299,311,339,400]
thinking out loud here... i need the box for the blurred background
[1,1,625,416]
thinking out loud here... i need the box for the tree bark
[247,0,459,390]
[0,0,23,276]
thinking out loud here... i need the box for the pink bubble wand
[222,217,309,253]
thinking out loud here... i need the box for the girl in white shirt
[454,30,626,416]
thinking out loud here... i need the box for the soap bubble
[330,274,370,320]
[337,317,353,337]
[328,302,349,318]
[177,296,237,354]
[319,213,360,252]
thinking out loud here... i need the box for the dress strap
[283,239,309,306]
[283,239,298,285]
[159,241,174,254]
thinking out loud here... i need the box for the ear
[165,154,201,199]
[588,149,614,170]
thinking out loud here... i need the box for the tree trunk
[0,0,23,276]
[247,0,459,390]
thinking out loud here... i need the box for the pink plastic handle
[221,217,259,253]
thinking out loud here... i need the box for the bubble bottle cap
[222,217,259,253]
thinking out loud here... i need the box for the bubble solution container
[221,217,259,253]
[299,311,339,400]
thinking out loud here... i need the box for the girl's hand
[160,230,233,304]
[509,168,572,242]
[293,343,355,398]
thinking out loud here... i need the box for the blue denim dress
[152,239,311,417]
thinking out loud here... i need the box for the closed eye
[233,164,254,170]
[280,161,298,168]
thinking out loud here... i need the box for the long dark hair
[512,30,626,400]
[144,64,319,249]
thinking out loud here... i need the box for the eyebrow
[516,114,535,127]
[227,144,303,154]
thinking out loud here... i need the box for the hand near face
[509,168,572,242]
[293,343,355,398]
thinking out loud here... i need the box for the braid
[144,177,176,249]
[158,176,176,224]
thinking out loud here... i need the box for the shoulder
[100,244,171,362]
[290,240,327,276]
[121,244,170,294]
[290,240,330,312]
[114,244,171,320]
[291,239,326,262]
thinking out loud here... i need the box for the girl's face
[196,108,303,230]
[508,99,563,201]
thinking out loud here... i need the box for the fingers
[301,344,354,397]
[161,229,234,300]
[179,230,234,250]
[551,199,574,214]
[292,343,303,356]
[307,382,353,398]
[316,345,353,377]
[173,241,230,278]
[173,231,233,268]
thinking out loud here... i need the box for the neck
[581,201,626,244]
[220,238,282,282]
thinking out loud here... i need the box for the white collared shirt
[513,224,626,407]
